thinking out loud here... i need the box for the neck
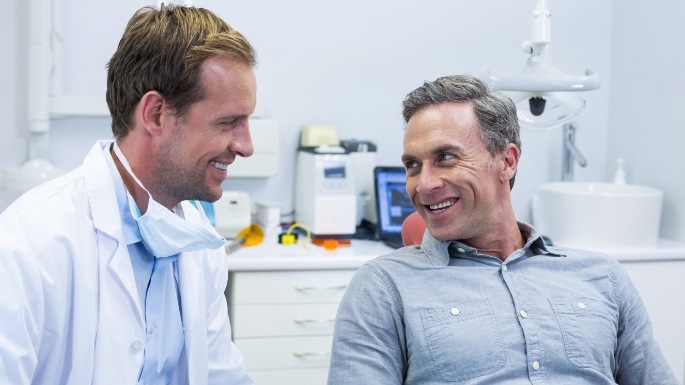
[111,143,151,214]
[462,208,525,261]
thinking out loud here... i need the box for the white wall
[8,0,681,242]
[607,0,685,243]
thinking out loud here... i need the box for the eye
[221,119,238,127]
[219,116,246,129]
[404,160,419,170]
[438,153,456,162]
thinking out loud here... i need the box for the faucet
[561,122,587,181]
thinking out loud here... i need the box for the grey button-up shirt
[328,223,677,385]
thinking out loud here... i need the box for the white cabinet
[620,260,685,384]
[226,269,357,385]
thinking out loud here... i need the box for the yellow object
[280,234,297,245]
[300,125,339,147]
[282,222,311,247]
[236,224,264,246]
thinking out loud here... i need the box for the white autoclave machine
[294,145,357,237]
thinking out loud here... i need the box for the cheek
[406,180,418,202]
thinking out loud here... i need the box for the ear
[500,143,520,184]
[138,91,166,136]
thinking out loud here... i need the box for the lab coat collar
[84,140,125,241]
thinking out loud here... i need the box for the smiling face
[402,101,512,244]
[154,57,256,205]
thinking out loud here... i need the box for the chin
[428,226,463,242]
[200,179,224,202]
[427,226,448,242]
[204,191,223,203]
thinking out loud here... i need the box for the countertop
[225,238,685,271]
[226,239,394,271]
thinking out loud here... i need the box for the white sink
[532,182,663,250]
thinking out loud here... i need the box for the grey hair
[402,74,521,189]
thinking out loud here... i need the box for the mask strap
[112,142,154,198]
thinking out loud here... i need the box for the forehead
[194,57,256,113]
[197,57,255,100]
[403,102,483,154]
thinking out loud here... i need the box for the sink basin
[532,182,663,250]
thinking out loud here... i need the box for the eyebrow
[402,144,462,164]
[431,144,461,155]
[213,114,250,123]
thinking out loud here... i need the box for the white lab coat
[0,140,253,385]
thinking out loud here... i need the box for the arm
[328,263,407,385]
[0,239,43,385]
[612,263,679,385]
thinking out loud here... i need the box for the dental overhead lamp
[485,0,600,129]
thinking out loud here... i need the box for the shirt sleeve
[328,263,406,385]
[612,262,679,385]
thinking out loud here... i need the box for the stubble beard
[155,130,217,205]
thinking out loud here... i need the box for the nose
[230,121,254,158]
[415,165,443,194]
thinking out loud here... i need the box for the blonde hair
[106,5,256,138]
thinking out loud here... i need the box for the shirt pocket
[420,299,505,382]
[549,297,617,371]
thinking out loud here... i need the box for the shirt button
[149,324,156,334]
[450,307,460,316]
[578,302,586,310]
[532,361,540,370]
[519,309,528,318]
[129,340,142,354]
[456,247,466,253]
[501,264,508,272]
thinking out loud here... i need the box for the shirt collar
[419,221,564,265]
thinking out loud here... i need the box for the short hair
[106,4,256,139]
[402,74,521,189]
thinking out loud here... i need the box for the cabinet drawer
[233,302,339,338]
[230,270,356,304]
[248,367,329,385]
[236,335,333,370]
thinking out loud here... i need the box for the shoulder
[366,245,433,269]
[1,168,88,228]
[351,246,434,289]
[0,167,99,263]
[545,245,629,295]
[546,244,626,276]
[547,245,620,268]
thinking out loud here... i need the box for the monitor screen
[374,167,415,235]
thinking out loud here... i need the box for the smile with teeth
[428,199,456,212]
[210,161,228,171]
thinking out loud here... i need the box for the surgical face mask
[112,142,226,258]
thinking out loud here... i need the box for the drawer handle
[294,284,348,291]
[293,351,331,357]
[293,318,336,324]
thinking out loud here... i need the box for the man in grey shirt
[327,74,677,384]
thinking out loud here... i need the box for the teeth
[429,200,454,210]
[211,161,228,171]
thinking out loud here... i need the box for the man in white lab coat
[0,5,256,384]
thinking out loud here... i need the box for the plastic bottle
[613,158,627,185]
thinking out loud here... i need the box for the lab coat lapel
[83,140,146,384]
[84,140,144,322]
[177,252,206,383]
[177,201,208,383]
